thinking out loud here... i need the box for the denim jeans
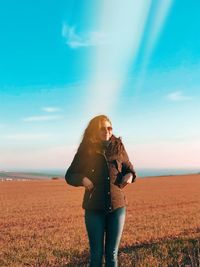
[84,207,126,267]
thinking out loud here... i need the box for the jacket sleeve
[121,143,137,183]
[65,150,87,187]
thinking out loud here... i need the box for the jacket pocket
[87,185,105,204]
[84,186,94,200]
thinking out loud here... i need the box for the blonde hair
[77,115,112,154]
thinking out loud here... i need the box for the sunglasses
[100,126,113,132]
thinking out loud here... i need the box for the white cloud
[167,91,192,101]
[62,24,106,48]
[42,107,61,112]
[0,133,51,141]
[23,115,62,122]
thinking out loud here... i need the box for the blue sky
[0,0,199,171]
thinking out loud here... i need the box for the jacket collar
[92,135,122,161]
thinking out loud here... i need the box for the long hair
[77,115,124,157]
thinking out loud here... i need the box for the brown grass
[1,174,200,266]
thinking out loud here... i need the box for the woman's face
[97,120,113,141]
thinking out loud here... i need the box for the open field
[1,174,200,266]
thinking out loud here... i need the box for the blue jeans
[84,207,126,267]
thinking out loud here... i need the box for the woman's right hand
[82,177,94,191]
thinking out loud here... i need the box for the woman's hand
[82,177,94,191]
[120,173,133,188]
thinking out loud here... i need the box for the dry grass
[1,174,200,266]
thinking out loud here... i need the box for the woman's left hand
[120,173,133,188]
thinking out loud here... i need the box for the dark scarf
[101,140,111,149]
[94,136,123,160]
[78,135,124,160]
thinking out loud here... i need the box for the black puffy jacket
[65,135,136,213]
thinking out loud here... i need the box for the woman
[65,115,136,267]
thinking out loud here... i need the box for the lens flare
[83,0,173,117]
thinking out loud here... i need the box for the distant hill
[0,171,64,181]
